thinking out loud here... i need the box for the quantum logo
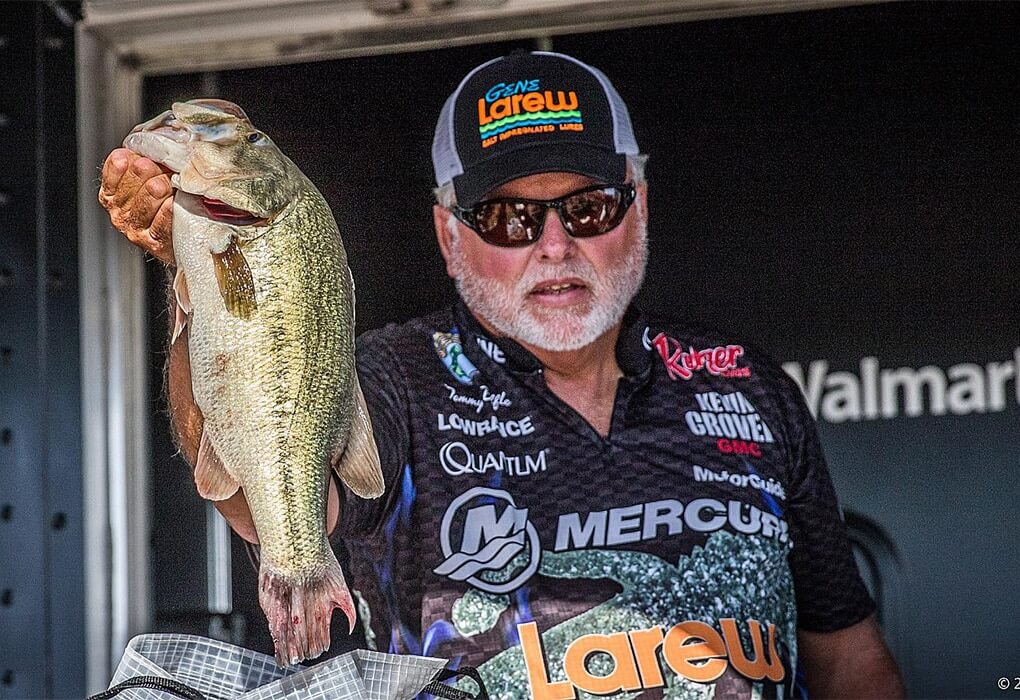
[434,487,541,594]
[438,441,549,476]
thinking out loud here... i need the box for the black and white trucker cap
[432,51,640,207]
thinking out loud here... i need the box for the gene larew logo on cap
[478,79,584,148]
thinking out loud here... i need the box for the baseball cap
[432,50,639,207]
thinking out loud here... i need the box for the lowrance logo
[553,498,788,552]
[783,349,1020,422]
[438,412,533,438]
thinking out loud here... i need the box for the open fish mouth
[171,191,269,227]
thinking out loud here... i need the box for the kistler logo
[434,487,541,594]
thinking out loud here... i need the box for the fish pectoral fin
[211,237,257,320]
[171,268,192,345]
[331,375,385,499]
[195,429,240,501]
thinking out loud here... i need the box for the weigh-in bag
[87,634,487,700]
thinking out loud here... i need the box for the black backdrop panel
[144,4,1019,698]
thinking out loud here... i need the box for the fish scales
[183,189,352,570]
[123,99,384,666]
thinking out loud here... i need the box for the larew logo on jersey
[434,487,541,594]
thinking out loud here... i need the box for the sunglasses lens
[475,202,545,247]
[562,187,627,237]
[462,184,634,247]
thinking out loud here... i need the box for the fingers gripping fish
[123,99,385,666]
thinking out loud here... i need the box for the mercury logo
[434,487,541,594]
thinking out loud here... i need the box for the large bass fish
[123,99,384,666]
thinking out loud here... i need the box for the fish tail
[258,552,355,667]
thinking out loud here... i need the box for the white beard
[448,213,647,352]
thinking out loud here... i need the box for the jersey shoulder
[642,316,795,390]
[356,307,456,365]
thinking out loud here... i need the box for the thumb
[149,196,176,265]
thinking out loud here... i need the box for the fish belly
[173,195,357,663]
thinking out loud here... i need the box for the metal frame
[75,0,875,691]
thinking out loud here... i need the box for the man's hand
[799,615,906,698]
[98,147,176,264]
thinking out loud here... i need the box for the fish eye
[247,132,263,143]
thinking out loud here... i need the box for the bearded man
[99,50,903,698]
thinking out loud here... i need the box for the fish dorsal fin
[211,237,257,319]
[195,429,240,501]
[172,268,192,345]
[331,375,384,499]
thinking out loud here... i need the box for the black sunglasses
[451,182,637,248]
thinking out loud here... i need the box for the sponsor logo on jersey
[477,78,583,148]
[519,617,784,697]
[716,437,763,457]
[444,383,511,413]
[439,441,549,477]
[553,497,788,552]
[692,464,786,501]
[685,391,775,444]
[642,328,749,380]
[434,487,541,593]
[438,412,534,438]
[433,328,478,385]
[783,349,1020,422]
[476,336,506,364]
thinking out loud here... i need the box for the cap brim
[452,143,627,207]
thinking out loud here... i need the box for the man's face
[437,171,648,352]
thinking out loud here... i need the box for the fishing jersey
[337,301,874,699]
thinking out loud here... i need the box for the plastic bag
[88,634,484,700]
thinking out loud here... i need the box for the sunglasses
[450,182,637,248]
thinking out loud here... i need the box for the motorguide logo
[519,617,784,698]
[434,487,541,594]
[692,464,786,501]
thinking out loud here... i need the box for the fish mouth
[123,102,269,225]
[122,121,194,174]
[175,191,270,227]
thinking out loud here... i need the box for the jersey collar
[452,300,652,377]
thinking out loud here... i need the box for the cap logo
[477,78,583,148]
